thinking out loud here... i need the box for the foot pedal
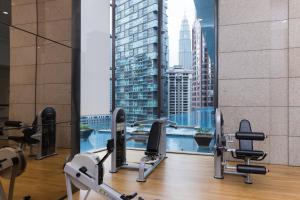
[23,196,31,200]
[121,192,138,200]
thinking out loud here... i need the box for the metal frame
[157,0,163,118]
[214,0,219,109]
[111,0,116,112]
[71,0,81,158]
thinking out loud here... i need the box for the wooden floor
[1,148,69,200]
[2,149,300,200]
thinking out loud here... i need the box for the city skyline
[81,0,216,119]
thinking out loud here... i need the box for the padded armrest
[235,132,266,141]
[232,149,267,161]
[235,150,264,157]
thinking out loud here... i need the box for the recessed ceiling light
[2,11,8,15]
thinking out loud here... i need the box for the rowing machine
[0,147,30,200]
[64,139,143,200]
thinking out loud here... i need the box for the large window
[80,0,217,153]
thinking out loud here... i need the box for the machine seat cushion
[235,150,265,160]
[145,121,163,156]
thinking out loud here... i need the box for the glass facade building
[192,0,216,108]
[115,0,168,123]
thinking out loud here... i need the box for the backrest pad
[146,121,163,154]
[239,119,253,151]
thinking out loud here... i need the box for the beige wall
[219,0,300,166]
[9,0,72,148]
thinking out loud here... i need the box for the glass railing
[80,107,215,154]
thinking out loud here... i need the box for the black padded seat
[145,121,163,157]
[234,119,266,161]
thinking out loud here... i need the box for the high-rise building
[193,0,216,108]
[191,19,203,109]
[179,15,192,70]
[167,65,192,116]
[201,47,214,107]
[192,18,215,109]
[114,0,168,123]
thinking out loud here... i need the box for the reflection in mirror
[0,20,71,200]
[0,0,11,25]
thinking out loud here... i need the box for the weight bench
[144,121,163,157]
[231,119,268,183]
[137,121,165,182]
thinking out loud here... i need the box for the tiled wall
[288,0,300,166]
[9,0,72,148]
[219,0,300,165]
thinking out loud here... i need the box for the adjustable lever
[99,139,114,165]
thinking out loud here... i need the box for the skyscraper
[193,0,216,108]
[192,18,215,109]
[167,65,192,116]
[179,15,192,70]
[191,19,203,109]
[114,0,168,123]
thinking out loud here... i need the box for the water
[80,107,216,153]
[80,130,214,153]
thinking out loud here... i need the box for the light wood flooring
[2,149,300,200]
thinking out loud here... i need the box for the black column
[71,0,81,157]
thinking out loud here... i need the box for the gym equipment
[64,139,143,200]
[0,147,30,200]
[36,107,56,159]
[0,107,57,160]
[214,108,269,184]
[110,108,176,182]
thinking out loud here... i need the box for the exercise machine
[110,108,176,182]
[35,107,56,159]
[0,147,30,200]
[64,139,142,200]
[0,107,57,160]
[214,108,269,184]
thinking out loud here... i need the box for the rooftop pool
[80,130,215,153]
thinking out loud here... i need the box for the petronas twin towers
[179,15,192,70]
